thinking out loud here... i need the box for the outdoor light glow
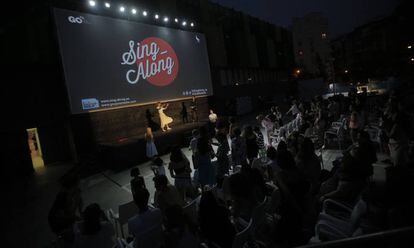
[119,6,125,12]
[155,14,159,19]
[296,69,301,74]
[182,21,187,26]
[131,8,137,14]
[89,0,96,7]
[345,70,349,73]
[174,18,179,23]
[142,11,148,16]
[408,45,412,49]
[104,2,110,8]
[411,58,414,62]
[190,22,194,27]
[164,17,169,22]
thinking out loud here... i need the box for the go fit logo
[67,15,89,24]
[121,37,179,87]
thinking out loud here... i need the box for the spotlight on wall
[174,18,179,23]
[88,0,96,7]
[119,6,125,12]
[104,2,110,8]
[142,11,148,16]
[131,8,137,14]
[182,21,187,26]
[163,17,169,22]
[155,14,159,19]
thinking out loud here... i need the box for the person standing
[145,127,158,159]
[180,102,188,124]
[190,96,198,122]
[168,147,193,201]
[157,102,173,131]
[208,109,218,137]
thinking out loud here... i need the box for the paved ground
[6,131,391,247]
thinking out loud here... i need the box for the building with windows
[291,12,333,79]
[330,0,414,82]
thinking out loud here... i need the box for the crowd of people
[48,88,414,248]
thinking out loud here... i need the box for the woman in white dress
[145,127,158,158]
[157,102,173,131]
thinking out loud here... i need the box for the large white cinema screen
[53,8,213,114]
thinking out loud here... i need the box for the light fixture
[408,45,412,49]
[131,8,137,14]
[163,17,169,22]
[142,11,148,16]
[345,70,349,74]
[411,58,414,62]
[119,6,125,12]
[88,0,96,7]
[155,14,159,19]
[104,2,110,8]
[182,21,187,26]
[174,18,179,23]
[190,22,194,27]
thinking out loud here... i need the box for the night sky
[212,0,402,37]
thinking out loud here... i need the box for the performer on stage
[180,102,189,124]
[157,102,173,131]
[190,96,198,122]
[145,127,158,158]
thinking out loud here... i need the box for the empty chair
[232,219,254,248]
[106,208,119,238]
[315,198,367,241]
[132,223,164,248]
[183,195,200,225]
[324,121,345,150]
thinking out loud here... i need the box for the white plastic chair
[232,219,254,248]
[133,223,164,248]
[106,208,120,238]
[315,198,367,241]
[183,195,200,225]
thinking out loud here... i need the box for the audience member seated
[169,146,194,201]
[73,203,114,248]
[320,130,377,204]
[153,175,185,214]
[128,187,164,248]
[199,191,236,248]
[164,205,199,248]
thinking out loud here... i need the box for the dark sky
[211,0,402,37]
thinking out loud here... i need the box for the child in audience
[151,156,166,176]
[130,167,146,196]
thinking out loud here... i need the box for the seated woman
[73,203,114,248]
[320,130,377,204]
